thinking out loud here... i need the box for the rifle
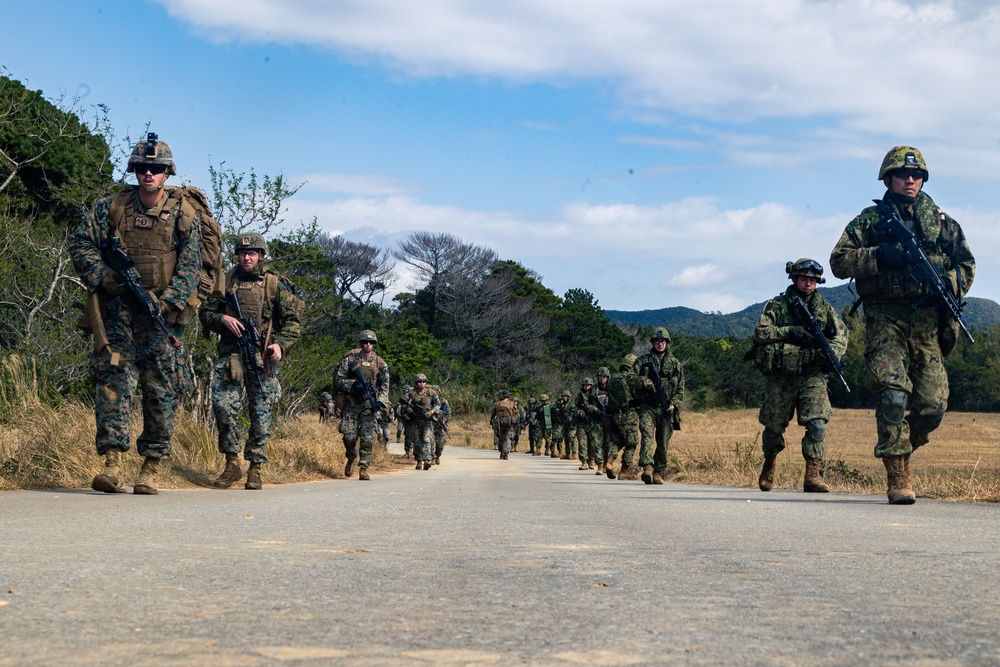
[790,295,851,393]
[225,291,264,391]
[874,198,974,343]
[642,361,681,431]
[588,393,608,427]
[101,236,180,351]
[348,361,389,420]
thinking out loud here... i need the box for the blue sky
[4,0,999,312]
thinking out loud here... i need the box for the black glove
[785,326,813,345]
[352,379,366,395]
[876,243,911,272]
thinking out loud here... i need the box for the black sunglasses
[134,163,167,175]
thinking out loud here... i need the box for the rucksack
[110,185,224,307]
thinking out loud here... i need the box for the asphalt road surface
[2,443,999,666]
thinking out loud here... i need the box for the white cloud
[296,173,412,196]
[157,0,1000,147]
[666,264,725,288]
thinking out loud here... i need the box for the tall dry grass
[0,354,391,490]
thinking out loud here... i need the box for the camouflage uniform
[334,334,390,475]
[430,385,450,464]
[752,269,847,490]
[606,357,640,479]
[490,393,518,459]
[830,147,974,504]
[575,379,604,470]
[550,391,573,459]
[632,329,685,483]
[405,377,441,465]
[534,395,554,456]
[201,262,300,467]
[525,398,539,454]
[70,140,201,493]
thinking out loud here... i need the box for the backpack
[494,398,517,426]
[110,185,224,307]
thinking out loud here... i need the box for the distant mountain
[605,284,1000,338]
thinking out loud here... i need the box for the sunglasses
[134,164,167,175]
[890,168,925,181]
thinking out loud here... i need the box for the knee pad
[805,419,826,443]
[762,427,785,451]
[876,389,908,425]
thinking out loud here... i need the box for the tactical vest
[227,276,266,349]
[344,349,384,385]
[410,388,432,412]
[115,193,180,293]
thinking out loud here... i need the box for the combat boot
[596,462,605,475]
[651,469,665,485]
[423,461,432,470]
[641,464,654,485]
[213,453,243,489]
[245,462,262,490]
[133,457,160,495]
[359,467,370,481]
[803,458,829,493]
[91,449,125,494]
[883,456,915,505]
[344,458,357,478]
[578,461,588,470]
[758,454,777,492]
[416,461,422,469]
[605,460,617,480]
[623,464,640,480]
[550,451,558,459]
[434,456,441,465]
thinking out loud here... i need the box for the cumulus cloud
[157,0,1000,147]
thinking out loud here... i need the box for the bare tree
[316,233,395,319]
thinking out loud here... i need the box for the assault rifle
[101,236,180,350]
[874,198,974,344]
[641,361,681,431]
[348,362,395,424]
[790,295,851,393]
[403,395,449,434]
[225,291,265,391]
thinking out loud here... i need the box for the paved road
[2,444,999,666]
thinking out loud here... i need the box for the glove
[100,273,127,296]
[157,298,176,316]
[423,409,435,419]
[352,379,366,395]
[800,348,818,366]
[785,326,813,345]
[642,377,655,392]
[876,243,911,272]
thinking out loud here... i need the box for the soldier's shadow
[168,462,216,488]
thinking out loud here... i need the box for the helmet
[623,353,637,367]
[596,367,610,378]
[127,133,176,175]
[500,390,512,398]
[561,389,571,398]
[414,373,428,383]
[527,398,537,405]
[582,377,594,386]
[786,258,826,284]
[539,393,549,402]
[358,329,378,344]
[878,146,928,181]
[650,327,671,343]
[321,392,332,400]
[235,232,268,256]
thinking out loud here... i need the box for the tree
[316,233,395,320]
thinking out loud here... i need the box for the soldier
[430,384,450,465]
[334,330,390,481]
[830,146,974,504]
[560,390,579,461]
[750,259,848,493]
[593,368,611,474]
[535,394,554,457]
[490,390,518,460]
[318,392,335,424]
[525,397,539,455]
[606,355,640,480]
[72,134,201,496]
[632,328,685,485]
[551,390,573,460]
[395,385,410,444]
[575,378,603,471]
[512,398,524,452]
[405,374,441,469]
[201,233,301,490]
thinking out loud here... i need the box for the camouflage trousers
[637,406,673,471]
[563,424,578,457]
[578,420,605,465]
[538,427,552,454]
[410,419,435,461]
[340,407,378,469]
[211,355,281,464]
[433,423,448,459]
[527,423,538,451]
[609,409,639,466]
[864,304,948,458]
[89,303,187,459]
[758,372,831,460]
[496,426,514,456]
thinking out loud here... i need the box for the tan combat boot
[883,456,915,505]
[596,462,605,475]
[91,449,125,494]
[758,454,777,492]
[803,458,830,493]
[651,469,665,485]
[133,457,160,495]
[359,467,370,481]
[344,458,357,478]
[423,461,432,470]
[213,453,243,489]
[641,464,654,485]
[434,456,441,465]
[605,459,617,479]
[245,462,262,490]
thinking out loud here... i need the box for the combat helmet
[320,391,332,400]
[414,373,428,383]
[235,232,268,256]
[878,146,928,181]
[499,389,512,398]
[622,353,637,369]
[127,132,176,175]
[539,393,549,402]
[582,377,594,386]
[596,367,610,378]
[650,327,671,343]
[786,258,826,284]
[527,397,537,405]
[358,329,378,344]
[561,389,572,399]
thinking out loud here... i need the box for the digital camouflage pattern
[606,365,639,469]
[831,190,975,458]
[754,286,848,459]
[334,348,390,470]
[631,349,685,472]
[71,189,202,459]
[574,384,604,466]
[407,383,442,462]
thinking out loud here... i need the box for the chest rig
[115,193,179,293]
[346,350,382,385]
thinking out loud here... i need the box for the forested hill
[605,284,1000,338]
